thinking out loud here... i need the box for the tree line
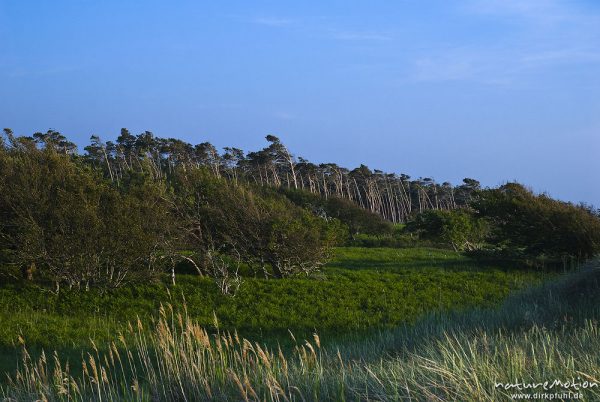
[1,128,598,291]
[6,128,480,222]
[0,129,347,293]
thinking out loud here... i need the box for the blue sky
[1,0,599,205]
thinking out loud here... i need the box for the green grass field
[1,251,597,401]
[0,247,550,382]
[0,248,547,349]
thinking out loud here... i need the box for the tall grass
[2,260,599,401]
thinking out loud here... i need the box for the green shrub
[406,209,489,251]
[474,183,600,259]
[279,188,393,237]
[172,170,347,281]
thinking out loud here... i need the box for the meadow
[0,247,548,379]
[0,248,546,348]
[1,251,597,401]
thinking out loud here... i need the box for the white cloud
[330,30,392,41]
[408,0,600,85]
[250,17,294,27]
[274,111,296,120]
[466,0,570,23]
[413,55,475,82]
[239,15,393,43]
[520,49,600,65]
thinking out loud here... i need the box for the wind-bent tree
[77,129,481,223]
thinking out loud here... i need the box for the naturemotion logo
[495,377,598,400]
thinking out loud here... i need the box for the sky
[1,0,599,206]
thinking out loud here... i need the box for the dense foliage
[0,148,171,290]
[406,209,489,251]
[474,183,600,259]
[171,170,345,284]
[0,130,345,292]
[406,183,600,262]
[278,188,393,237]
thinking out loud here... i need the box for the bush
[406,209,489,251]
[0,148,170,290]
[172,169,346,282]
[279,188,393,237]
[474,183,600,259]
